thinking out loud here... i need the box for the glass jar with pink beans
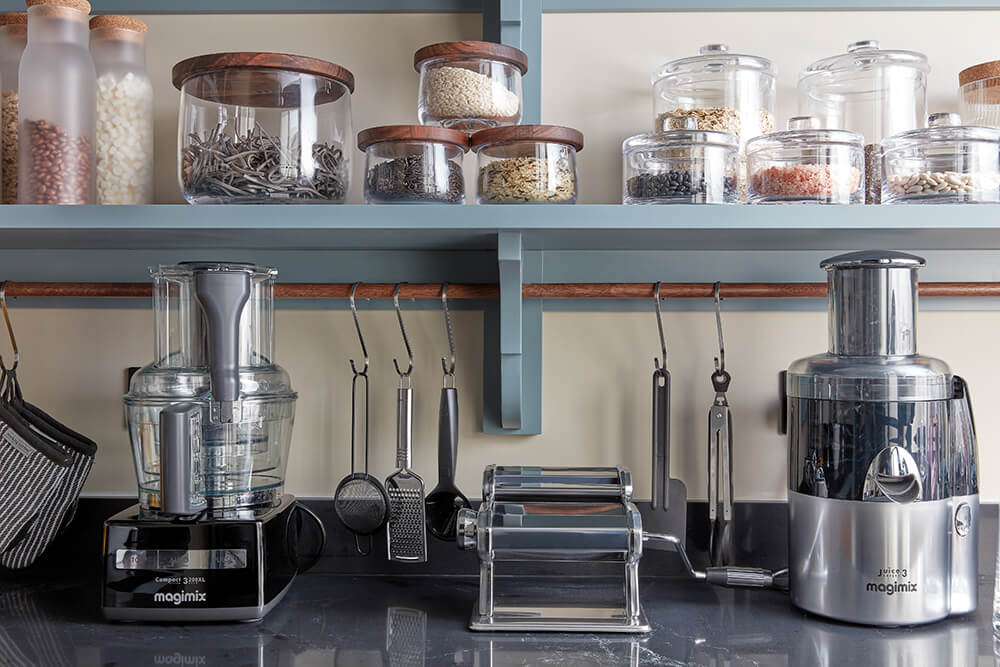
[745,116,864,204]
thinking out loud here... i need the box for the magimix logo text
[153,591,207,605]
[866,582,918,595]
[153,654,206,665]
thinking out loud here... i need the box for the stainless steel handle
[651,369,670,510]
[706,566,777,589]
[397,386,412,470]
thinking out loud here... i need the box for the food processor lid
[786,353,953,401]
[799,40,929,80]
[125,364,297,402]
[820,249,925,271]
[622,128,738,152]
[152,262,278,280]
[652,43,774,84]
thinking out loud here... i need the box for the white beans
[96,71,153,204]
[887,171,1000,197]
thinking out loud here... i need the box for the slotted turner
[385,383,427,563]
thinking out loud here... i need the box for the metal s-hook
[392,283,414,386]
[653,281,667,370]
[713,282,726,375]
[348,282,369,377]
[440,283,456,387]
[0,282,18,373]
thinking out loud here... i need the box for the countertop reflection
[0,574,994,666]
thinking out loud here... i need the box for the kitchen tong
[708,283,735,566]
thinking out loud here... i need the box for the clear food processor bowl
[124,262,297,514]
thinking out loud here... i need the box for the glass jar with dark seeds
[622,127,739,204]
[358,125,469,205]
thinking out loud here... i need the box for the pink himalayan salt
[751,164,860,198]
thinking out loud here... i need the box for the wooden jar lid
[960,60,1000,87]
[173,52,355,94]
[414,41,528,74]
[470,124,584,151]
[358,125,470,152]
[90,15,147,33]
[26,0,90,13]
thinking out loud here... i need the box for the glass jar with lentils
[18,0,96,205]
[0,12,26,204]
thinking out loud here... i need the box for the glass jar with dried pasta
[0,12,26,204]
[173,52,354,204]
[18,0,96,205]
[471,125,582,204]
[358,125,468,204]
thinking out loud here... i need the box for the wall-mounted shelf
[6,204,1000,251]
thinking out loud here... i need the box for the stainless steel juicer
[457,466,785,633]
[784,251,979,626]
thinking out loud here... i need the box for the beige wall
[12,306,998,501]
[11,11,1000,501]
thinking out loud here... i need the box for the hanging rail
[4,281,1000,299]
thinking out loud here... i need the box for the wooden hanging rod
[4,281,1000,299]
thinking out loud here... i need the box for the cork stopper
[0,12,27,25]
[90,14,146,33]
[960,60,1000,87]
[25,0,91,14]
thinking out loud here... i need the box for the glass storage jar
[959,60,1000,128]
[651,44,775,201]
[471,125,582,204]
[746,116,864,204]
[358,125,468,204]
[882,112,1000,204]
[173,52,354,204]
[798,40,929,204]
[91,15,152,205]
[415,40,527,132]
[622,116,738,204]
[18,0,95,205]
[0,12,26,204]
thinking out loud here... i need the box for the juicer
[784,251,978,626]
[102,262,304,622]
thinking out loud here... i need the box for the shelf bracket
[483,231,542,435]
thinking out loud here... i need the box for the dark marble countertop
[0,572,995,666]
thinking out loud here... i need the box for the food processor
[102,262,312,622]
[784,251,978,626]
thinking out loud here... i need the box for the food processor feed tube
[194,269,252,497]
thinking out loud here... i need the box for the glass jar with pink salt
[746,116,864,204]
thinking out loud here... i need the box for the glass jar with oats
[652,44,776,202]
[0,12,25,204]
[471,124,582,204]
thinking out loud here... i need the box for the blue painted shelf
[3,204,1000,251]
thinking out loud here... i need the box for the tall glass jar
[173,52,354,204]
[90,15,152,205]
[0,13,26,204]
[18,0,95,205]
[652,44,776,201]
[798,41,929,204]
